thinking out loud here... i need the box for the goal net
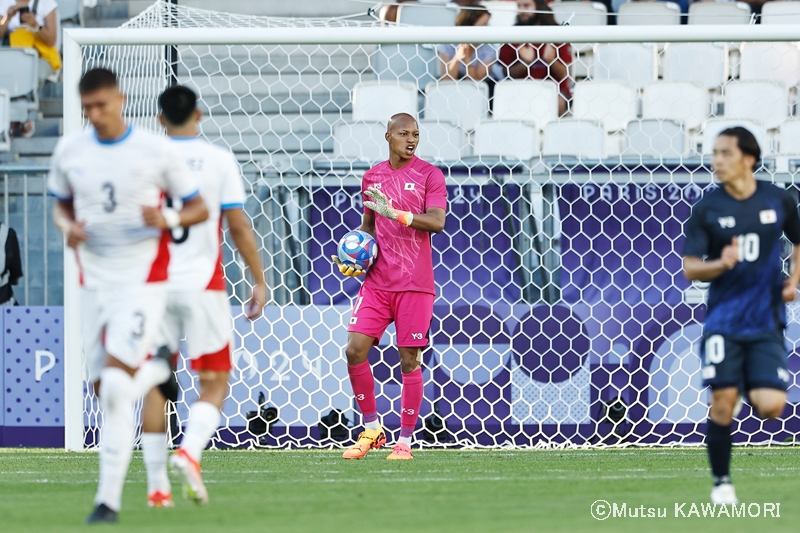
[64,0,800,449]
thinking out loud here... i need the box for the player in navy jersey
[683,127,800,504]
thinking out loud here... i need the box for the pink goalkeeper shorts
[347,282,434,347]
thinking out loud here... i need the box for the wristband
[162,208,181,229]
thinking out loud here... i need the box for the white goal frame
[61,24,800,451]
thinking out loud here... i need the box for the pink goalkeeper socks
[400,367,423,438]
[348,360,378,423]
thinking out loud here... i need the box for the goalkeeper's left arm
[363,186,445,233]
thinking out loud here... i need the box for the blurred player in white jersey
[47,68,208,524]
[134,86,268,507]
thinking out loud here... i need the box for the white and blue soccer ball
[337,230,378,271]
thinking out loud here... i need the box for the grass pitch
[1,447,799,532]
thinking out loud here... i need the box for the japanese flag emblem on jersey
[759,209,777,224]
[404,183,415,191]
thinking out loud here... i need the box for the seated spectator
[497,0,572,116]
[0,0,60,137]
[437,5,498,82]
[0,221,22,306]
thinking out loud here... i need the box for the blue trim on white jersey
[94,125,133,145]
[181,189,201,202]
[221,202,245,211]
[170,136,197,141]
[47,189,73,202]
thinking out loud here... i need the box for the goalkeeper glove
[364,186,413,227]
[331,255,366,277]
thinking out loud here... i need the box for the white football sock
[179,401,220,463]
[132,359,171,398]
[398,436,412,447]
[141,433,171,495]
[365,420,381,431]
[95,367,136,512]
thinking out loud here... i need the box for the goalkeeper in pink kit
[332,113,447,460]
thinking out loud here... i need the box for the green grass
[0,448,799,532]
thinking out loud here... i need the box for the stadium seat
[688,2,751,25]
[59,0,82,25]
[492,80,559,129]
[642,82,708,131]
[779,119,800,155]
[701,119,768,155]
[333,122,387,162]
[662,43,729,90]
[483,1,517,26]
[542,120,605,160]
[424,81,488,131]
[572,81,638,132]
[550,2,607,54]
[724,81,789,130]
[352,81,418,123]
[618,2,681,25]
[474,121,539,160]
[0,48,39,123]
[739,42,800,89]
[373,44,438,89]
[623,119,686,159]
[593,43,658,90]
[0,89,9,152]
[417,120,467,162]
[396,3,458,26]
[761,1,800,25]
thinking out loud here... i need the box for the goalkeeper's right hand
[331,255,366,277]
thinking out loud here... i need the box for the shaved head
[387,113,418,132]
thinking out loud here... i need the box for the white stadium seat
[725,81,789,130]
[550,2,607,54]
[688,2,751,25]
[618,2,681,26]
[396,3,458,26]
[623,119,686,159]
[761,1,800,25]
[572,81,638,132]
[0,48,39,123]
[593,43,658,89]
[642,82,708,131]
[492,80,559,129]
[779,119,800,155]
[740,42,800,89]
[662,43,729,89]
[352,81,418,123]
[542,120,606,160]
[424,81,488,131]
[333,122,387,162]
[474,121,539,160]
[701,119,769,155]
[0,89,9,152]
[483,1,518,26]
[417,120,467,162]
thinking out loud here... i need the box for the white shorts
[82,284,167,382]
[156,290,233,365]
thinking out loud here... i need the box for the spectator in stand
[0,221,23,306]
[497,0,572,116]
[437,4,498,82]
[0,0,61,137]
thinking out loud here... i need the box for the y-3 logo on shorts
[778,368,790,383]
[411,333,423,340]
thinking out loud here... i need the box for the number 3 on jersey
[737,233,759,262]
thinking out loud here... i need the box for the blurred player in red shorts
[332,113,447,460]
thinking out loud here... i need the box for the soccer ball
[337,230,378,271]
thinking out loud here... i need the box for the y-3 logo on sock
[402,408,416,415]
[355,394,365,401]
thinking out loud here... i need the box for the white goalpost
[61,2,800,452]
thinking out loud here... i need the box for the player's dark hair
[718,127,761,170]
[78,68,119,95]
[158,85,198,126]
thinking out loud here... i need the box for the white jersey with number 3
[166,137,246,291]
[47,127,199,289]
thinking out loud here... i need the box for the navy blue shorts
[700,330,790,392]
